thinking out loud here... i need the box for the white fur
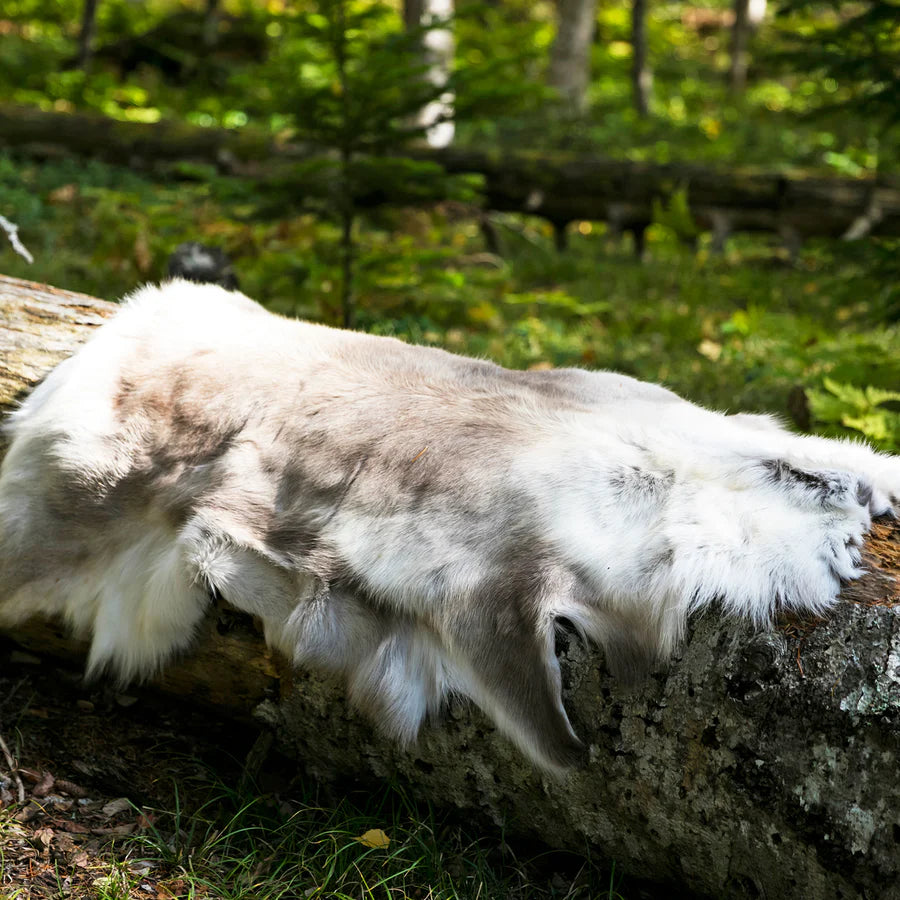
[1,280,897,770]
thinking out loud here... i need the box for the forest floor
[0,639,636,900]
[0,641,262,900]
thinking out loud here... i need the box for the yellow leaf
[355,828,390,849]
[468,300,499,324]
[697,339,722,362]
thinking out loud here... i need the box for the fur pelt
[1,281,896,770]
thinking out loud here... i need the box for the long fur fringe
[1,281,896,770]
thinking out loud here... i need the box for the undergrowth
[1,149,898,452]
[115,774,627,899]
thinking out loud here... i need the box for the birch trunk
[548,0,598,112]
[404,0,455,148]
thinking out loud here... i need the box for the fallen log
[2,104,900,241]
[1,273,899,899]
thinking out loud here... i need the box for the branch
[0,216,34,264]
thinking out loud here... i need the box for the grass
[0,665,628,900]
[127,787,627,900]
[1,776,628,899]
[0,679,634,900]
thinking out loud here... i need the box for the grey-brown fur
[1,280,898,770]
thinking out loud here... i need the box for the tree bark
[2,273,900,898]
[76,0,101,72]
[631,0,652,117]
[203,0,221,50]
[404,0,455,148]
[730,0,751,93]
[548,0,598,112]
[3,104,900,242]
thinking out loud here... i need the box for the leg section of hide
[774,432,900,516]
[84,529,212,680]
[181,520,318,660]
[345,622,450,746]
[1,524,212,683]
[0,438,210,680]
[187,530,454,749]
[446,614,585,771]
[658,457,873,627]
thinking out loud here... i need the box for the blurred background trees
[1,0,899,447]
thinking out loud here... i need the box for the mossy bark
[2,274,899,898]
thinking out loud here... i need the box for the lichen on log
[1,274,899,899]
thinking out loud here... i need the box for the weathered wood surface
[1,274,899,899]
[2,104,900,240]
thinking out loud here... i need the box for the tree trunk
[2,273,900,898]
[548,0,598,113]
[631,0,652,117]
[202,0,221,49]
[730,0,751,92]
[76,0,101,72]
[404,0,455,148]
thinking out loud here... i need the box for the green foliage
[2,0,897,175]
[652,187,699,241]
[773,0,900,136]
[270,1,437,149]
[240,0,471,326]
[809,379,900,448]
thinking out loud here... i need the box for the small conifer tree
[277,0,462,327]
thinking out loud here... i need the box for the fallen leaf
[355,828,390,849]
[52,832,77,853]
[157,878,188,899]
[697,339,722,362]
[14,800,44,823]
[34,826,54,848]
[48,184,78,204]
[33,772,55,798]
[93,823,136,836]
[102,797,132,817]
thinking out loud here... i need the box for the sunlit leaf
[355,828,390,849]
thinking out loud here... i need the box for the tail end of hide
[0,522,213,686]
[0,444,211,684]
